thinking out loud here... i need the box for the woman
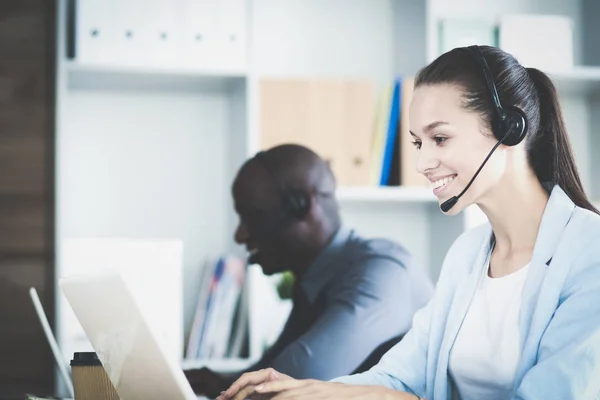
[217,45,600,400]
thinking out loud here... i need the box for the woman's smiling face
[409,83,508,215]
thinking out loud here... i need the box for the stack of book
[185,256,248,361]
[259,76,429,188]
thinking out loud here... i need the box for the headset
[467,45,528,146]
[252,150,310,221]
[440,45,528,212]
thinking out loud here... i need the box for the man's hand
[184,367,227,398]
[218,368,290,400]
[252,378,420,400]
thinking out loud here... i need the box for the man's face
[231,162,297,275]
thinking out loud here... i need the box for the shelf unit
[336,186,436,203]
[53,0,600,384]
[549,67,600,96]
[65,61,247,91]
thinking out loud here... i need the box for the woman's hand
[253,379,420,400]
[218,368,291,400]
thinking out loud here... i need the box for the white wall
[57,83,238,340]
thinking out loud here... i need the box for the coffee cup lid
[70,352,102,366]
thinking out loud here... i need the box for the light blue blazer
[332,185,600,399]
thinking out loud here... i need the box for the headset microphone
[440,139,504,212]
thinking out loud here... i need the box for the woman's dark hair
[415,45,598,214]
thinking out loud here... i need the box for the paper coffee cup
[70,352,120,400]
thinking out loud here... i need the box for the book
[379,78,401,186]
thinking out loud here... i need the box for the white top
[449,263,530,400]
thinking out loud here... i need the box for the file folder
[112,0,147,67]
[181,0,219,70]
[146,0,184,68]
[216,0,248,70]
[76,0,117,65]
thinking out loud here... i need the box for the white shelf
[548,67,600,96]
[336,186,435,202]
[65,61,247,91]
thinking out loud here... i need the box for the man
[185,144,434,397]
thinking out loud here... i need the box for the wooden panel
[0,257,51,385]
[259,78,375,186]
[0,196,47,254]
[0,0,56,396]
[0,136,46,195]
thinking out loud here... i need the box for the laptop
[59,270,200,400]
[29,287,75,399]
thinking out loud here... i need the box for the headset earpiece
[253,151,310,221]
[495,106,527,146]
[284,189,310,220]
[467,45,528,147]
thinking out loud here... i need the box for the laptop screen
[29,287,74,398]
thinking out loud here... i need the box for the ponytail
[526,67,599,215]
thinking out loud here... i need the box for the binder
[181,0,248,71]
[76,0,117,65]
[339,81,375,186]
[306,80,344,181]
[185,257,219,359]
[112,0,147,67]
[438,19,497,56]
[369,84,393,185]
[146,0,183,68]
[259,78,375,187]
[379,79,401,186]
[181,0,218,70]
[197,257,225,358]
[260,79,311,151]
[216,0,248,70]
[499,15,573,70]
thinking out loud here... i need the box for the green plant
[276,270,295,299]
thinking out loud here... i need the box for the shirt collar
[298,225,353,304]
[530,184,576,266]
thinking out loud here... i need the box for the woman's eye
[411,140,422,149]
[434,136,447,145]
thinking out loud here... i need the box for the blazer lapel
[516,185,575,381]
[520,185,575,339]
